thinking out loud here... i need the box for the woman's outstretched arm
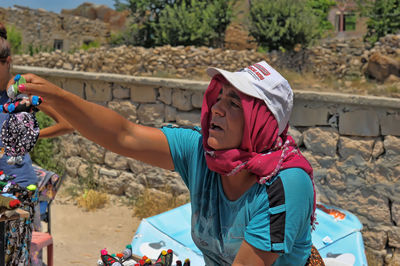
[21,73,174,170]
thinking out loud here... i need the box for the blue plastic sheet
[131,203,367,266]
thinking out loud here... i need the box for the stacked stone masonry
[12,66,400,265]
[0,6,110,52]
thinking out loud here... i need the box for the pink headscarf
[201,75,316,226]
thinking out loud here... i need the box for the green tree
[154,0,232,47]
[112,0,232,47]
[6,25,22,55]
[363,0,400,44]
[307,0,336,35]
[113,0,178,47]
[249,0,320,51]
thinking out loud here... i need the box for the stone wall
[12,65,400,265]
[10,34,400,86]
[0,6,110,52]
[306,34,400,80]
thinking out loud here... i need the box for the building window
[54,39,63,50]
[335,12,357,32]
[344,13,356,31]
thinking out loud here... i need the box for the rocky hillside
[61,2,129,31]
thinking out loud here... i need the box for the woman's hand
[17,73,65,105]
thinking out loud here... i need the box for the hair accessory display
[98,246,186,266]
[0,178,36,202]
[0,194,20,211]
[0,74,41,165]
[0,170,37,217]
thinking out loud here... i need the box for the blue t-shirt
[161,126,314,266]
[0,90,37,187]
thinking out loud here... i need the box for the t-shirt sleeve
[245,168,314,254]
[160,126,202,188]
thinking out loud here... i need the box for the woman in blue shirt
[20,60,320,265]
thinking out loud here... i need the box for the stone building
[327,0,369,38]
[0,5,110,53]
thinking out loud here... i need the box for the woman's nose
[211,100,225,117]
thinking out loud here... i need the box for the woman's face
[207,84,244,150]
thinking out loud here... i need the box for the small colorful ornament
[0,74,42,165]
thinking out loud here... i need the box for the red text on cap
[253,63,270,77]
[247,65,265,80]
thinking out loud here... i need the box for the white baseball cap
[207,61,293,135]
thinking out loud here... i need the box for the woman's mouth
[210,122,223,131]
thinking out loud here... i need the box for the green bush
[249,0,320,51]
[80,40,101,50]
[109,31,125,46]
[30,111,64,175]
[27,44,53,56]
[363,0,400,44]
[154,0,232,47]
[112,0,232,47]
[6,25,22,55]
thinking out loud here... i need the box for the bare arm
[233,240,279,266]
[21,73,174,170]
[37,102,75,138]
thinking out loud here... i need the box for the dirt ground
[45,193,141,265]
